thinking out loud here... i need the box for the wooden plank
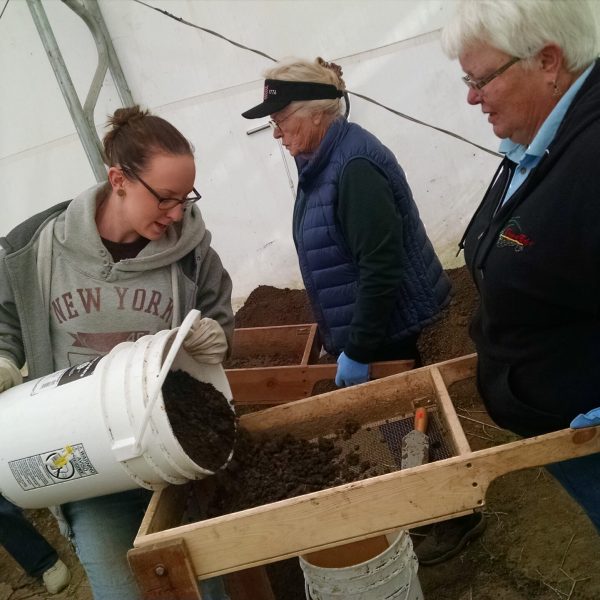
[134,426,600,579]
[137,485,187,537]
[225,567,276,600]
[228,365,312,404]
[238,366,435,437]
[301,323,319,366]
[228,360,415,405]
[231,325,312,359]
[429,367,471,456]
[298,361,414,381]
[437,353,477,387]
[128,539,202,599]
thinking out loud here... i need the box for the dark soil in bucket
[162,370,235,472]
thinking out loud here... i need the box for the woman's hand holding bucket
[183,315,228,364]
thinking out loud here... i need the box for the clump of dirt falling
[190,420,374,519]
[162,370,236,472]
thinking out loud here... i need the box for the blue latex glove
[335,352,370,387]
[571,408,600,428]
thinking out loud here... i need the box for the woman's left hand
[183,317,228,364]
[335,352,369,387]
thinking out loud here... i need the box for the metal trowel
[401,407,430,469]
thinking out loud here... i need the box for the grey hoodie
[0,183,233,378]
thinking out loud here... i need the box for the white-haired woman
[442,0,600,530]
[242,57,451,388]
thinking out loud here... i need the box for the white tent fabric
[1,0,510,307]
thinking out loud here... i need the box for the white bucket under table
[0,310,234,509]
[300,531,424,600]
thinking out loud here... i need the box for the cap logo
[263,84,277,101]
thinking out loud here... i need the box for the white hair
[264,57,345,118]
[441,0,599,72]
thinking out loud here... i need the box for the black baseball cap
[242,79,344,119]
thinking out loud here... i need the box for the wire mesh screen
[322,410,455,477]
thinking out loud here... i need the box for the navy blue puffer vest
[293,118,450,355]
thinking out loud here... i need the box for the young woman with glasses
[0,105,233,600]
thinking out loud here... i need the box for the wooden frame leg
[128,539,202,600]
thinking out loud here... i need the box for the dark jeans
[0,494,58,577]
[546,455,600,533]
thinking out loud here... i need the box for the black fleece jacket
[462,59,600,436]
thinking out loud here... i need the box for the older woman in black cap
[243,57,450,388]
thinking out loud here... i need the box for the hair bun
[108,105,149,129]
[316,57,346,90]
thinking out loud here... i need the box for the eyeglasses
[122,167,201,210]
[462,56,520,91]
[268,106,303,131]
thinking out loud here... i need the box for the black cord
[343,91,350,119]
[131,0,500,157]
[132,0,277,62]
[349,91,501,157]
[0,0,10,22]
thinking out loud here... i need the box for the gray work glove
[0,357,23,393]
[182,316,228,364]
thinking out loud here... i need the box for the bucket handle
[112,309,200,462]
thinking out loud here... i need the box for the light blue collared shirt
[499,63,594,204]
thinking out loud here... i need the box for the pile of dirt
[163,370,236,472]
[234,285,314,328]
[232,267,477,366]
[417,266,477,365]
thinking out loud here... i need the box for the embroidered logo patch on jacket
[497,218,534,252]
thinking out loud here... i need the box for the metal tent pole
[26,0,106,181]
[26,0,135,183]
[63,0,134,109]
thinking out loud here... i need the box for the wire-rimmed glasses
[462,57,520,91]
[268,106,303,130]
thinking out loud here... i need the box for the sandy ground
[2,266,599,599]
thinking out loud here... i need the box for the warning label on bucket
[9,444,98,491]
[31,357,101,396]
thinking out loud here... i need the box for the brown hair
[102,105,193,174]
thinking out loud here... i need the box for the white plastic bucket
[300,532,424,600]
[0,310,234,509]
